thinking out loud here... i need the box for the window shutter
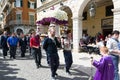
[34,3,36,9]
[21,0,23,7]
[41,0,45,2]
[28,1,30,8]
[14,1,16,7]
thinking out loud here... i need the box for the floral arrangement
[53,9,68,21]
[37,9,68,25]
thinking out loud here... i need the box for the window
[28,1,35,9]
[31,2,34,9]
[106,5,113,16]
[82,12,87,20]
[16,13,22,23]
[29,15,35,24]
[15,0,23,7]
[0,17,2,21]
[7,7,11,15]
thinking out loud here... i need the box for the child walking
[92,46,114,80]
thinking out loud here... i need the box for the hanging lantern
[89,0,96,18]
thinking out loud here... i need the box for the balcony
[3,20,36,28]
[0,0,10,13]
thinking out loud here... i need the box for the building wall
[36,0,120,52]
[2,0,36,34]
[83,6,113,36]
[22,0,36,21]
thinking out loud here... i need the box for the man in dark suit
[1,31,9,59]
[19,33,27,57]
[43,27,61,80]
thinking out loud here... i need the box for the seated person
[79,38,88,52]
[79,38,87,46]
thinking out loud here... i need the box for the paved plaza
[0,49,120,80]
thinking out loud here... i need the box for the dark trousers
[10,46,17,59]
[49,54,59,77]
[46,52,49,64]
[32,47,42,67]
[21,46,26,57]
[110,55,119,80]
[28,46,31,55]
[2,47,8,57]
[63,50,73,72]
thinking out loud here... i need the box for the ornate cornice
[36,0,66,12]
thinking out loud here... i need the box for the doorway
[102,28,113,37]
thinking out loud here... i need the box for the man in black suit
[43,27,61,80]
[19,33,27,57]
[1,31,9,59]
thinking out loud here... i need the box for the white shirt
[106,38,119,56]
[63,38,71,50]
[96,41,104,48]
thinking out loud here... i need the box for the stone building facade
[0,0,36,35]
[37,0,120,52]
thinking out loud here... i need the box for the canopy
[36,9,68,25]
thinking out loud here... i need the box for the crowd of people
[0,24,73,80]
[91,30,120,80]
[0,24,120,80]
[1,31,26,59]
[79,32,111,54]
[80,30,120,80]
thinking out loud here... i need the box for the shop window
[83,12,87,20]
[106,5,113,16]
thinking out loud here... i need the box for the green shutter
[21,0,23,7]
[28,1,30,8]
[41,0,45,2]
[34,3,36,9]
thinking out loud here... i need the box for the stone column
[112,8,120,31]
[72,16,83,52]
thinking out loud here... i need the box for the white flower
[39,9,68,21]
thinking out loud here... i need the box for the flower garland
[37,9,68,25]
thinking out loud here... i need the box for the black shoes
[37,65,40,69]
[39,64,42,67]
[66,71,71,75]
[36,64,42,69]
[3,56,6,59]
[10,56,16,59]
[55,73,58,77]
[51,77,56,80]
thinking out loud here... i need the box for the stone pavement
[0,49,119,80]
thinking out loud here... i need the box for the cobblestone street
[0,49,119,80]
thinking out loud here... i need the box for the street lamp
[89,0,96,18]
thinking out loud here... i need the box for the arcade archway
[82,0,113,37]
[16,28,23,36]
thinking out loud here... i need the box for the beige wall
[83,6,113,37]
